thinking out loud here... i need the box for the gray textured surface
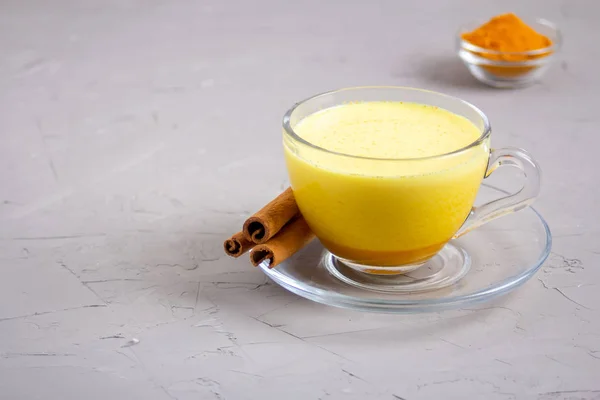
[1,0,599,399]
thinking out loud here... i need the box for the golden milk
[284,102,490,266]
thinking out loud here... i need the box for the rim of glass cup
[282,86,491,162]
[457,18,562,66]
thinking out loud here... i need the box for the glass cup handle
[454,147,541,238]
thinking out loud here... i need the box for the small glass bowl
[457,18,561,88]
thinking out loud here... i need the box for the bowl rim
[457,17,562,57]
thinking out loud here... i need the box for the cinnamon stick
[243,187,299,244]
[223,231,254,258]
[250,215,315,268]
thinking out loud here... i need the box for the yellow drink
[284,101,489,267]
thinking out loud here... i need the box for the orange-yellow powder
[462,13,552,62]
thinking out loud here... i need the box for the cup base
[322,243,471,293]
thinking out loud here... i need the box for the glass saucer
[258,184,552,313]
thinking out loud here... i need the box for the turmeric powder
[462,13,552,62]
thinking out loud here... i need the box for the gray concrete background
[0,0,598,399]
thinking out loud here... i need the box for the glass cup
[283,87,540,275]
